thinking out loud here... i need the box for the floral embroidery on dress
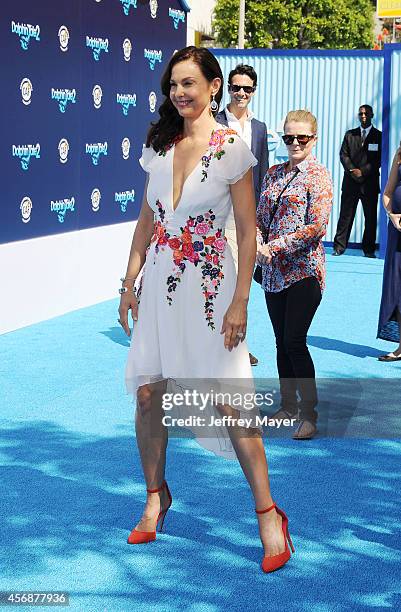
[156,199,165,223]
[201,128,237,182]
[150,200,169,257]
[150,207,226,329]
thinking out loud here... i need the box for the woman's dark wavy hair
[146,46,223,152]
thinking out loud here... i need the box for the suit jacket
[216,109,269,205]
[340,126,382,195]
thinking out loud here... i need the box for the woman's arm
[384,149,401,232]
[221,168,256,350]
[118,178,155,336]
[267,167,333,257]
[383,150,400,212]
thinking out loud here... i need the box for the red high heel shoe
[256,502,295,573]
[127,481,172,545]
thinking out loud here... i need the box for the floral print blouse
[257,156,333,293]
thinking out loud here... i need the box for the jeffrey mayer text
[162,415,297,429]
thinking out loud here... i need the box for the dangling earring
[210,94,218,112]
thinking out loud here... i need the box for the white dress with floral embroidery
[125,128,258,459]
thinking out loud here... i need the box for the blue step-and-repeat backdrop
[1,0,187,244]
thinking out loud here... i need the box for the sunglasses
[282,134,315,145]
[229,84,256,94]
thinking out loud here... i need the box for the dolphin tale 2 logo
[86,36,109,61]
[123,38,132,62]
[12,143,41,170]
[117,93,137,116]
[11,21,40,50]
[86,142,108,166]
[20,196,33,223]
[149,0,158,19]
[50,197,75,223]
[115,189,135,212]
[58,25,69,52]
[121,137,131,160]
[144,49,162,71]
[169,8,185,29]
[119,0,137,16]
[93,85,103,109]
[51,88,77,113]
[91,188,101,212]
[20,78,33,105]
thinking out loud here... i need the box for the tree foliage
[213,0,375,49]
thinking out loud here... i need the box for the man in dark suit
[333,105,382,258]
[216,64,269,366]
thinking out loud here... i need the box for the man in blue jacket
[216,64,269,366]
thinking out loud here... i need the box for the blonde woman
[256,110,333,440]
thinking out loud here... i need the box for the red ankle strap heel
[127,480,172,545]
[255,502,294,573]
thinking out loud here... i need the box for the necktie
[361,129,366,146]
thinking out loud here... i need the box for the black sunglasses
[228,84,256,94]
[282,134,315,145]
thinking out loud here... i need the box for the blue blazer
[216,109,269,205]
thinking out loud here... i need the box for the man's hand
[350,168,362,178]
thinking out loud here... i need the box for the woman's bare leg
[134,380,169,532]
[217,403,287,557]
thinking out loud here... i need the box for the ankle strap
[255,502,276,515]
[147,481,166,494]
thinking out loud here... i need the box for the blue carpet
[1,250,401,611]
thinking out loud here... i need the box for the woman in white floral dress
[118,46,294,573]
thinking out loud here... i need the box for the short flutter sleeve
[216,131,258,184]
[139,145,157,173]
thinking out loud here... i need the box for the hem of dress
[125,375,262,461]
[377,320,400,343]
[125,374,165,395]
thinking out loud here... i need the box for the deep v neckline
[171,129,215,213]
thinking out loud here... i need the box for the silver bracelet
[120,276,137,283]
[119,275,137,296]
[119,286,137,296]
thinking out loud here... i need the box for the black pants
[265,277,322,422]
[333,188,378,254]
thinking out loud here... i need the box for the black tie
[361,129,366,146]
